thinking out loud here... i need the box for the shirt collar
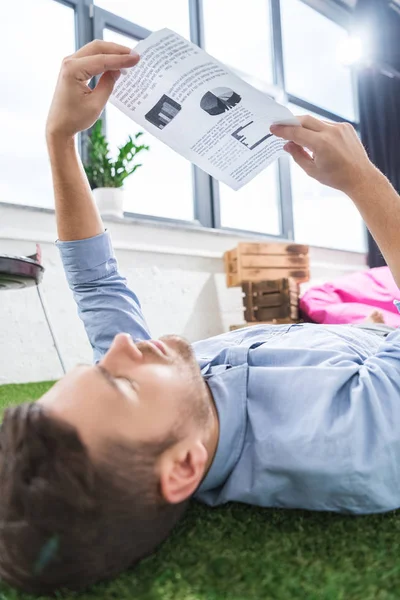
[196,364,248,494]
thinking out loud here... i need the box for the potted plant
[84,119,149,218]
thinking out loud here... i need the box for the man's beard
[159,334,197,364]
[160,335,212,428]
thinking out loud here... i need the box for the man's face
[38,333,208,453]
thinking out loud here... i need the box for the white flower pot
[93,187,125,218]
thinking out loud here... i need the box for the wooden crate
[224,242,310,287]
[242,279,299,322]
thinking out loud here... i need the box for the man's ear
[158,439,208,504]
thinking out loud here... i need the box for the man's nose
[103,333,143,365]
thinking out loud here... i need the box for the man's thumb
[94,70,120,106]
[284,142,315,176]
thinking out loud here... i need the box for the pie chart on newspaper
[200,87,242,116]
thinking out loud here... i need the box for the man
[0,40,400,595]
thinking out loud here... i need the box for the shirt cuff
[57,231,117,286]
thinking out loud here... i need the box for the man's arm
[271,117,400,289]
[348,172,400,288]
[47,136,103,242]
[271,120,400,490]
[46,41,151,360]
[46,40,139,241]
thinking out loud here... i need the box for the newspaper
[111,29,299,191]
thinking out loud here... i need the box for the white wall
[0,203,367,384]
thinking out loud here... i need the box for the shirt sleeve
[57,231,151,362]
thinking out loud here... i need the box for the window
[4,0,365,253]
[104,29,194,220]
[203,0,279,235]
[219,163,281,235]
[288,105,366,252]
[281,0,357,121]
[95,0,190,38]
[290,159,367,252]
[203,0,274,91]
[0,0,75,208]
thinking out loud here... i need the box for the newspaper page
[111,29,299,191]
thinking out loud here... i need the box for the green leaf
[83,120,148,189]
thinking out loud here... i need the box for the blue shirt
[58,231,400,515]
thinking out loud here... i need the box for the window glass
[96,0,190,38]
[0,0,75,208]
[281,0,356,121]
[203,0,273,90]
[104,29,194,220]
[288,104,366,252]
[219,163,281,235]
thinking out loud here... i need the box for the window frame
[278,0,360,127]
[275,0,364,252]
[7,0,363,250]
[93,6,208,227]
[201,0,361,242]
[91,0,362,245]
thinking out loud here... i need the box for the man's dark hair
[0,403,188,595]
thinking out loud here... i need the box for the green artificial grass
[0,383,400,600]
[0,382,54,419]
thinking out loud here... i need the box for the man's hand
[46,40,139,141]
[270,116,377,196]
[272,115,400,289]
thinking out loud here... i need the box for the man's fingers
[93,71,120,107]
[73,40,132,58]
[64,53,139,81]
[271,114,328,150]
[284,142,315,175]
[297,115,327,132]
[271,123,319,151]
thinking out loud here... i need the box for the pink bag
[300,267,400,327]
